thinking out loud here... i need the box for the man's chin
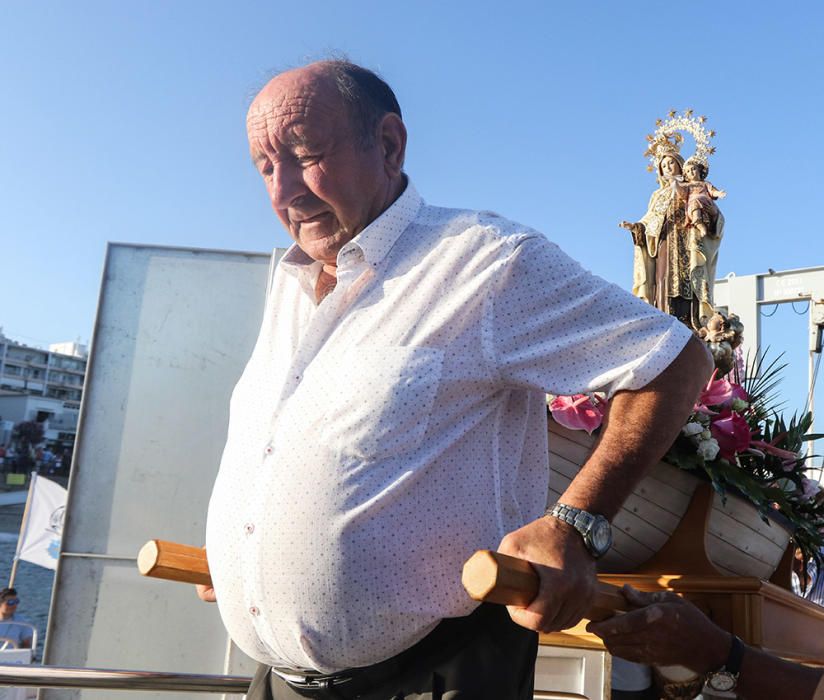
[297,231,350,265]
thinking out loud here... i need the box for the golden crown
[644,109,716,173]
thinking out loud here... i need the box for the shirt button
[263,443,273,456]
[244,523,255,535]
[249,606,260,616]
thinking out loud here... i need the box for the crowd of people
[0,444,71,475]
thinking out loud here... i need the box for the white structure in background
[0,331,87,404]
[48,341,87,359]
[0,331,86,450]
[714,265,824,477]
[0,394,79,450]
[0,328,88,447]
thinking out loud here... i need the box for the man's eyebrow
[282,130,311,147]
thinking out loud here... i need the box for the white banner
[15,474,67,570]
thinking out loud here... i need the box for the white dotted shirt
[205,182,693,673]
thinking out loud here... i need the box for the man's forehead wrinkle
[248,102,340,155]
[250,95,337,123]
[247,71,343,136]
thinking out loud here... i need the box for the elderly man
[201,59,711,699]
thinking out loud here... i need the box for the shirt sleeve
[489,233,694,397]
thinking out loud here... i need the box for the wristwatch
[706,634,744,692]
[544,503,612,558]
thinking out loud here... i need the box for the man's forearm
[588,588,824,700]
[558,335,712,518]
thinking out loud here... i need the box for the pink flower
[549,394,606,435]
[749,439,800,463]
[695,370,749,413]
[710,410,752,460]
[729,383,749,403]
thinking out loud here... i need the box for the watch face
[708,672,736,692]
[589,517,613,555]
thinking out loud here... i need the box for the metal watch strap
[545,503,594,531]
[544,502,612,558]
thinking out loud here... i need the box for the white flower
[697,438,720,461]
[801,478,821,502]
[700,430,712,441]
[682,422,704,437]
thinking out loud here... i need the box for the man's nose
[268,160,305,210]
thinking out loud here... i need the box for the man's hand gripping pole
[461,550,625,621]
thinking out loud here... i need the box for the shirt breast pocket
[311,344,444,463]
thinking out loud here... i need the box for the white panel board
[535,644,609,699]
[41,244,281,699]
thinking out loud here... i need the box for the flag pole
[9,472,37,588]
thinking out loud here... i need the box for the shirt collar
[344,180,422,267]
[279,180,423,279]
[279,245,323,300]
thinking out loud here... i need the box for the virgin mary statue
[620,120,723,331]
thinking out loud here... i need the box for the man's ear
[378,113,407,178]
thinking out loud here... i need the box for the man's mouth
[294,212,329,225]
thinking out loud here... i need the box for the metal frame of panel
[42,244,282,699]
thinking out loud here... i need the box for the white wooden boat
[548,418,793,580]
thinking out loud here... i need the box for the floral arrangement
[548,353,824,563]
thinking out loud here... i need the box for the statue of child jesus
[677,158,726,239]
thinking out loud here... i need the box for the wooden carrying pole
[137,542,625,621]
[137,540,212,586]
[461,550,626,620]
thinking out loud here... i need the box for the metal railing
[0,665,590,698]
[0,664,252,693]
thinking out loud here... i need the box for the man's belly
[206,441,495,673]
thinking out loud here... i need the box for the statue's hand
[716,190,727,199]
[620,221,645,247]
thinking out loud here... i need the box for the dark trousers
[246,604,538,700]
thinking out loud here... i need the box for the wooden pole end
[137,539,160,576]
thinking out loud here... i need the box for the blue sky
[1,2,822,422]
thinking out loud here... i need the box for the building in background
[0,394,79,451]
[0,330,86,403]
[0,329,86,457]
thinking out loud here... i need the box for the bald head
[249,60,402,149]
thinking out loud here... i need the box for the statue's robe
[632,183,723,330]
